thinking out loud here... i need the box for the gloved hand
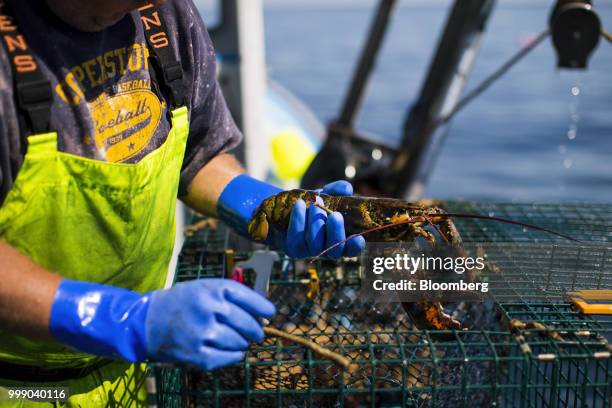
[217,175,366,259]
[49,278,275,371]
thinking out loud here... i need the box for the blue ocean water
[262,2,612,202]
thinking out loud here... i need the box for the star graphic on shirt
[128,142,135,151]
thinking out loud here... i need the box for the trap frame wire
[151,202,612,407]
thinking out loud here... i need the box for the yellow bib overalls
[0,3,188,406]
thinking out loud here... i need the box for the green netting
[152,202,612,408]
[445,202,612,244]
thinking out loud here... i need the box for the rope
[436,29,550,126]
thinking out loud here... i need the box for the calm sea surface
[205,2,612,202]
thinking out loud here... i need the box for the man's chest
[0,12,172,164]
[49,49,171,164]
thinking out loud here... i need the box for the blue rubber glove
[217,175,366,259]
[49,278,275,371]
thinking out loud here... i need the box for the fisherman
[0,0,365,405]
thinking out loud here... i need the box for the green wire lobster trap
[151,202,612,407]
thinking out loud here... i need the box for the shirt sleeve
[169,0,243,197]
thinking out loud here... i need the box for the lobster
[248,190,575,246]
[248,190,455,245]
[247,189,578,333]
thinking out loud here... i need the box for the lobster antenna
[441,213,580,242]
[311,212,581,261]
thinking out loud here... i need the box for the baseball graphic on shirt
[90,87,163,163]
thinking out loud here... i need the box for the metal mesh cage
[152,202,612,407]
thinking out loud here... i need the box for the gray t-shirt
[0,0,242,204]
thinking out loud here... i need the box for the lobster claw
[247,212,270,242]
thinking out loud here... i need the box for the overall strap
[0,1,52,137]
[138,3,185,110]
